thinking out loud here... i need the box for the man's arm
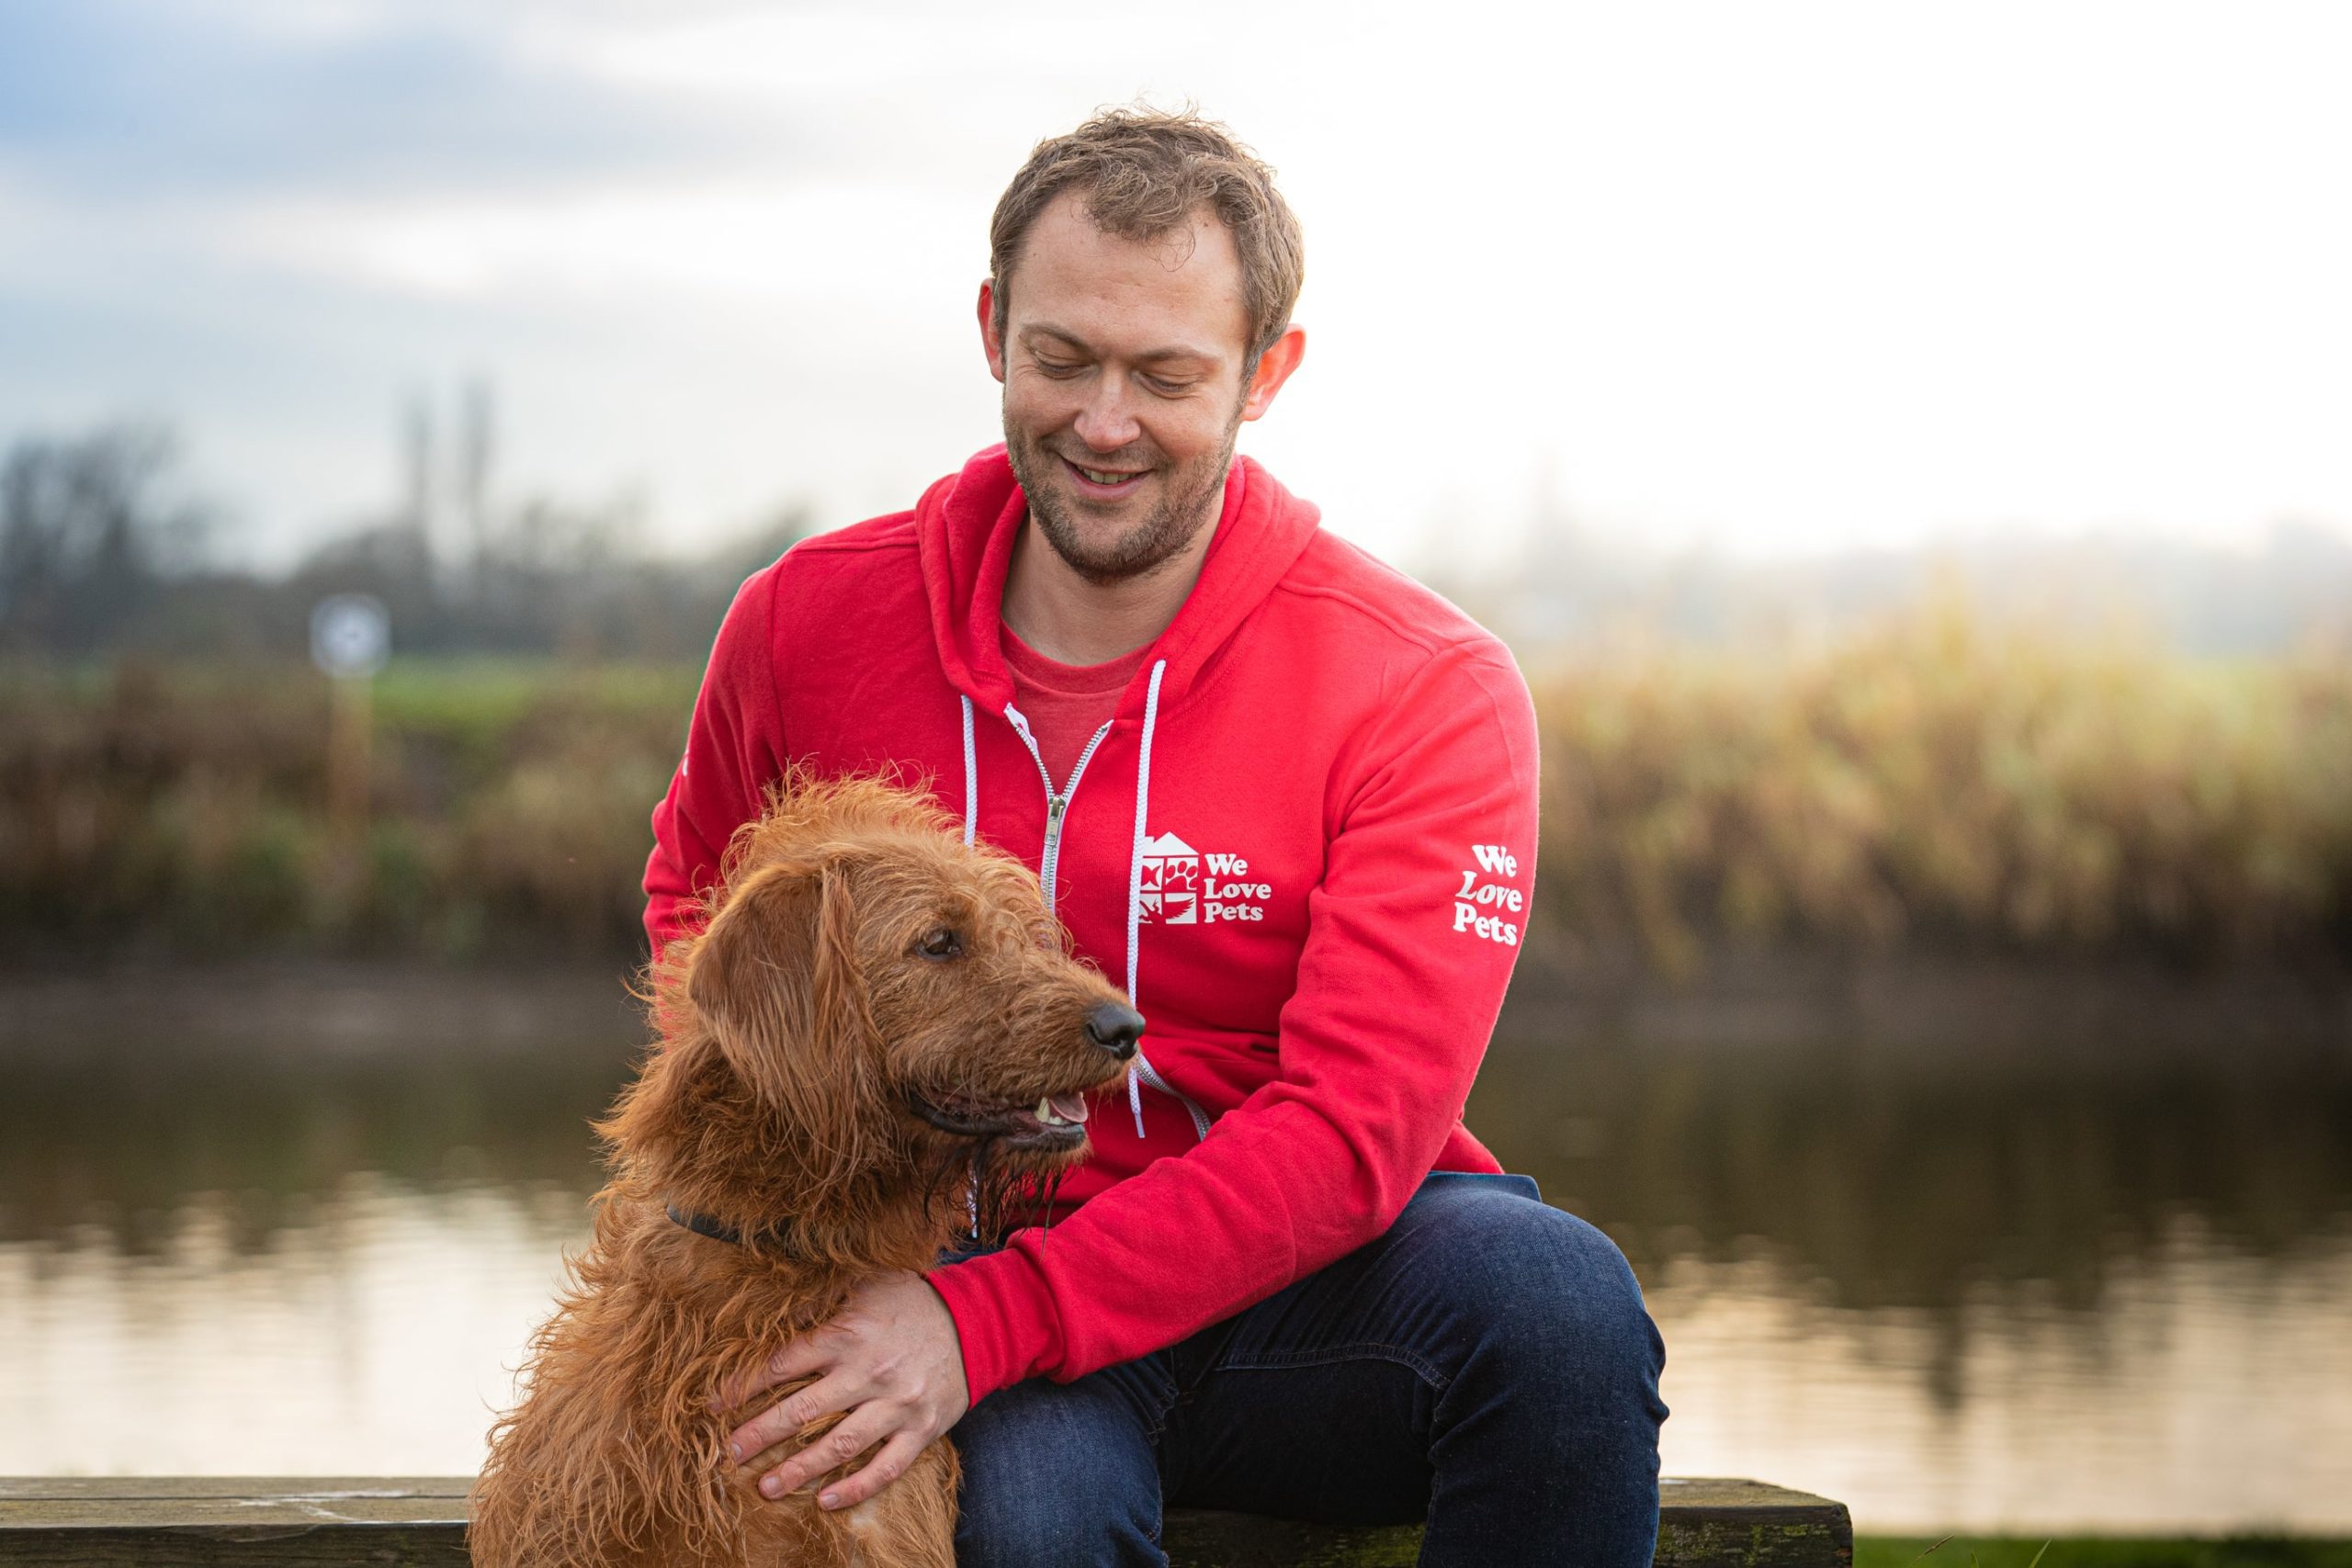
[654,560,980,1517]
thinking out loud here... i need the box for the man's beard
[1004,407,1242,587]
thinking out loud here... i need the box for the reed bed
[0,659,695,956]
[4,600,2346,963]
[1533,598,2352,970]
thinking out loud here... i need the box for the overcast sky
[2,0,2347,570]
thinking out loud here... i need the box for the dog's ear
[684,856,881,1145]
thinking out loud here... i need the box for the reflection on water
[3,1180,581,1476]
[3,1002,2348,1532]
[1645,1224,2352,1531]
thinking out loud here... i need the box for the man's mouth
[1060,456,1148,499]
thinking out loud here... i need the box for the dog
[469,775,1144,1567]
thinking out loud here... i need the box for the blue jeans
[945,1173,1668,1567]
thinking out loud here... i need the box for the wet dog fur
[469,775,1140,1567]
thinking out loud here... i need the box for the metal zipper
[1001,702,1214,1144]
[1003,705,1113,917]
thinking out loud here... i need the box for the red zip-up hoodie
[643,446,1539,1405]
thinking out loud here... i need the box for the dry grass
[1534,594,2352,971]
[5,597,2347,964]
[0,657,693,956]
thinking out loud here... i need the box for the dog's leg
[729,1433,957,1568]
[849,1439,959,1568]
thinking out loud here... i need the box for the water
[1467,1030,2352,1531]
[3,972,2347,1533]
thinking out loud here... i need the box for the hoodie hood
[917,445,1321,716]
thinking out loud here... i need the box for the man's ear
[978,278,1008,383]
[1239,322,1306,423]
[684,858,876,1134]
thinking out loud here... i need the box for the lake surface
[3,964,2347,1534]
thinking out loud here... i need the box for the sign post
[310,594,390,836]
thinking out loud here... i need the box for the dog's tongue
[1048,1091,1091,1124]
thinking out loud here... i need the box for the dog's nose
[1084,1002,1146,1060]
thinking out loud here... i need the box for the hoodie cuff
[928,1244,1065,1406]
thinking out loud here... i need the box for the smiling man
[643,108,1668,1567]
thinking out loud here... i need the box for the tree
[0,423,212,653]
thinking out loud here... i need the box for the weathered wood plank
[0,1497,464,1526]
[0,1479,469,1503]
[0,1528,468,1567]
[0,1482,468,1568]
[0,1476,1851,1566]
[1159,1481,1853,1568]
[1647,1481,1855,1568]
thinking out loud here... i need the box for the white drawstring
[960,694,977,847]
[959,694,981,1235]
[1124,660,1169,1137]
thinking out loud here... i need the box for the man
[643,108,1667,1566]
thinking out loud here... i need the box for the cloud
[0,0,748,199]
[2,0,2348,570]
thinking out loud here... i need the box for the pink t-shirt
[1000,626,1149,788]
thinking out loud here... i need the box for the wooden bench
[0,1475,1850,1565]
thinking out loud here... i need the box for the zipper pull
[1046,794,1068,829]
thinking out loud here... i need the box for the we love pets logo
[1137,832,1269,924]
[1451,843,1523,946]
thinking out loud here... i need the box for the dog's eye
[917,928,963,961]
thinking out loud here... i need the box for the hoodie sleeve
[643,567,786,955]
[929,639,1540,1402]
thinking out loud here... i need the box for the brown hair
[989,106,1305,370]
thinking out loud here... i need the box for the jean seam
[1141,1359,1181,1449]
[1212,1340,1453,1393]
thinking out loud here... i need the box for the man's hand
[718,1269,969,1511]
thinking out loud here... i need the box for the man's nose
[1071,378,1141,454]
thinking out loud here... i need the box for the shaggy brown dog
[469,776,1143,1568]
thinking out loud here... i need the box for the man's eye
[918,929,963,960]
[1143,376,1196,395]
[1035,358,1084,378]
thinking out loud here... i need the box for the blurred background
[4,0,2349,1551]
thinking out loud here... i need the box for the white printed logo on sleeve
[1139,831,1269,924]
[1452,843,1523,946]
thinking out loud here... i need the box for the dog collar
[664,1202,805,1257]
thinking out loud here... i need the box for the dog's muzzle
[909,1088,1095,1150]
